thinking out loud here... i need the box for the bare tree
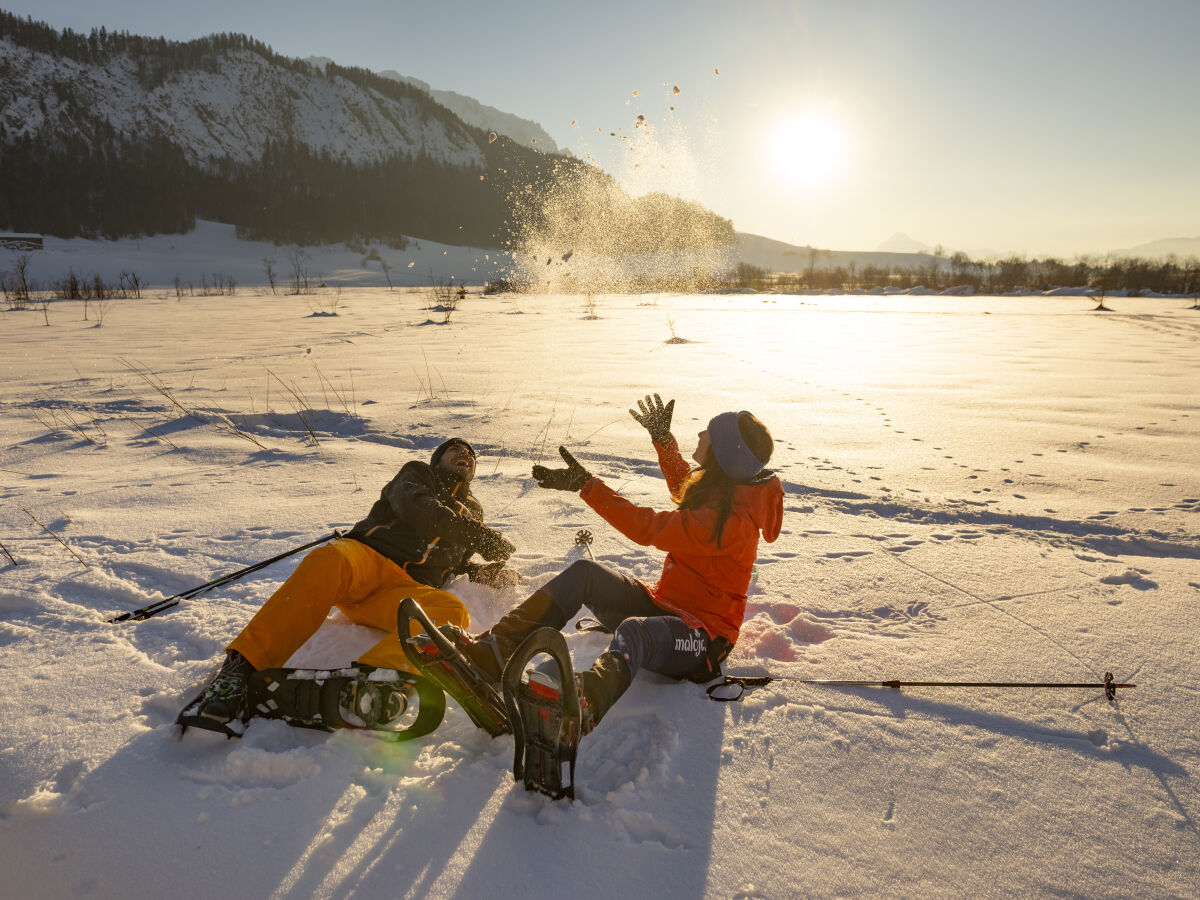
[118,270,143,299]
[263,258,278,294]
[1090,254,1112,311]
[34,293,51,325]
[287,247,311,294]
[1185,261,1200,310]
[10,253,33,309]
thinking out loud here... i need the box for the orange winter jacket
[579,435,784,643]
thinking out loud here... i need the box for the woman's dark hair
[675,412,773,547]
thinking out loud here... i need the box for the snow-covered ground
[1,277,1198,898]
[5,219,508,290]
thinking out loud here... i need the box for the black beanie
[430,437,477,467]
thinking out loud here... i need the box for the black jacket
[345,461,493,589]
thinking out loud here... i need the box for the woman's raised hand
[531,446,593,492]
[629,393,675,443]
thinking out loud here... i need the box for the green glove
[531,446,593,492]
[629,393,675,443]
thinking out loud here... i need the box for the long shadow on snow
[10,710,501,900]
[813,686,1184,775]
[826,685,1197,834]
[0,717,356,895]
[451,671,727,897]
[849,686,1200,844]
[264,724,506,900]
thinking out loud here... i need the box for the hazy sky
[9,0,1200,256]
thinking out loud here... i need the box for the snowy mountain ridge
[303,56,560,153]
[0,36,486,169]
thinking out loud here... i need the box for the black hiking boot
[463,589,568,682]
[177,650,255,737]
[459,632,506,684]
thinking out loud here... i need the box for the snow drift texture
[1,256,1198,897]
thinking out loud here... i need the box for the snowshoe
[177,663,445,741]
[249,665,445,740]
[398,597,510,737]
[501,627,584,801]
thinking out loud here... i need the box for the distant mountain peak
[876,232,935,254]
[1112,236,1200,260]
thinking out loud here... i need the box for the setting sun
[767,111,845,189]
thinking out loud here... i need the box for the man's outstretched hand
[629,393,674,443]
[468,560,525,588]
[476,525,515,561]
[532,446,593,492]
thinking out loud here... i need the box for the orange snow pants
[228,537,470,673]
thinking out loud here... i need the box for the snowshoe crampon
[502,627,581,801]
[398,597,510,737]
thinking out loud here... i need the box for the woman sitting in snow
[463,394,783,737]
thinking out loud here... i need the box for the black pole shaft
[711,672,1134,702]
[796,680,1135,689]
[107,531,340,624]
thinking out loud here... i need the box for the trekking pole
[107,530,342,624]
[707,672,1135,704]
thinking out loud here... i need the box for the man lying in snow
[183,437,517,735]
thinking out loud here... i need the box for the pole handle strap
[706,675,774,702]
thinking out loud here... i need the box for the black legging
[540,559,724,680]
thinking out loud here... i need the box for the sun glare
[767,111,845,189]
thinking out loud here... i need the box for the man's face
[437,442,476,482]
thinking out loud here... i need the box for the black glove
[531,446,593,492]
[468,560,525,588]
[629,393,674,443]
[475,525,515,561]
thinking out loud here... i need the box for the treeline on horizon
[0,10,732,253]
[737,250,1200,296]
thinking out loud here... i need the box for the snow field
[0,284,1198,898]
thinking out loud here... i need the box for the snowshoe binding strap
[574,617,610,634]
[398,597,510,737]
[175,675,248,739]
[176,695,248,738]
[501,627,581,801]
[250,666,445,740]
